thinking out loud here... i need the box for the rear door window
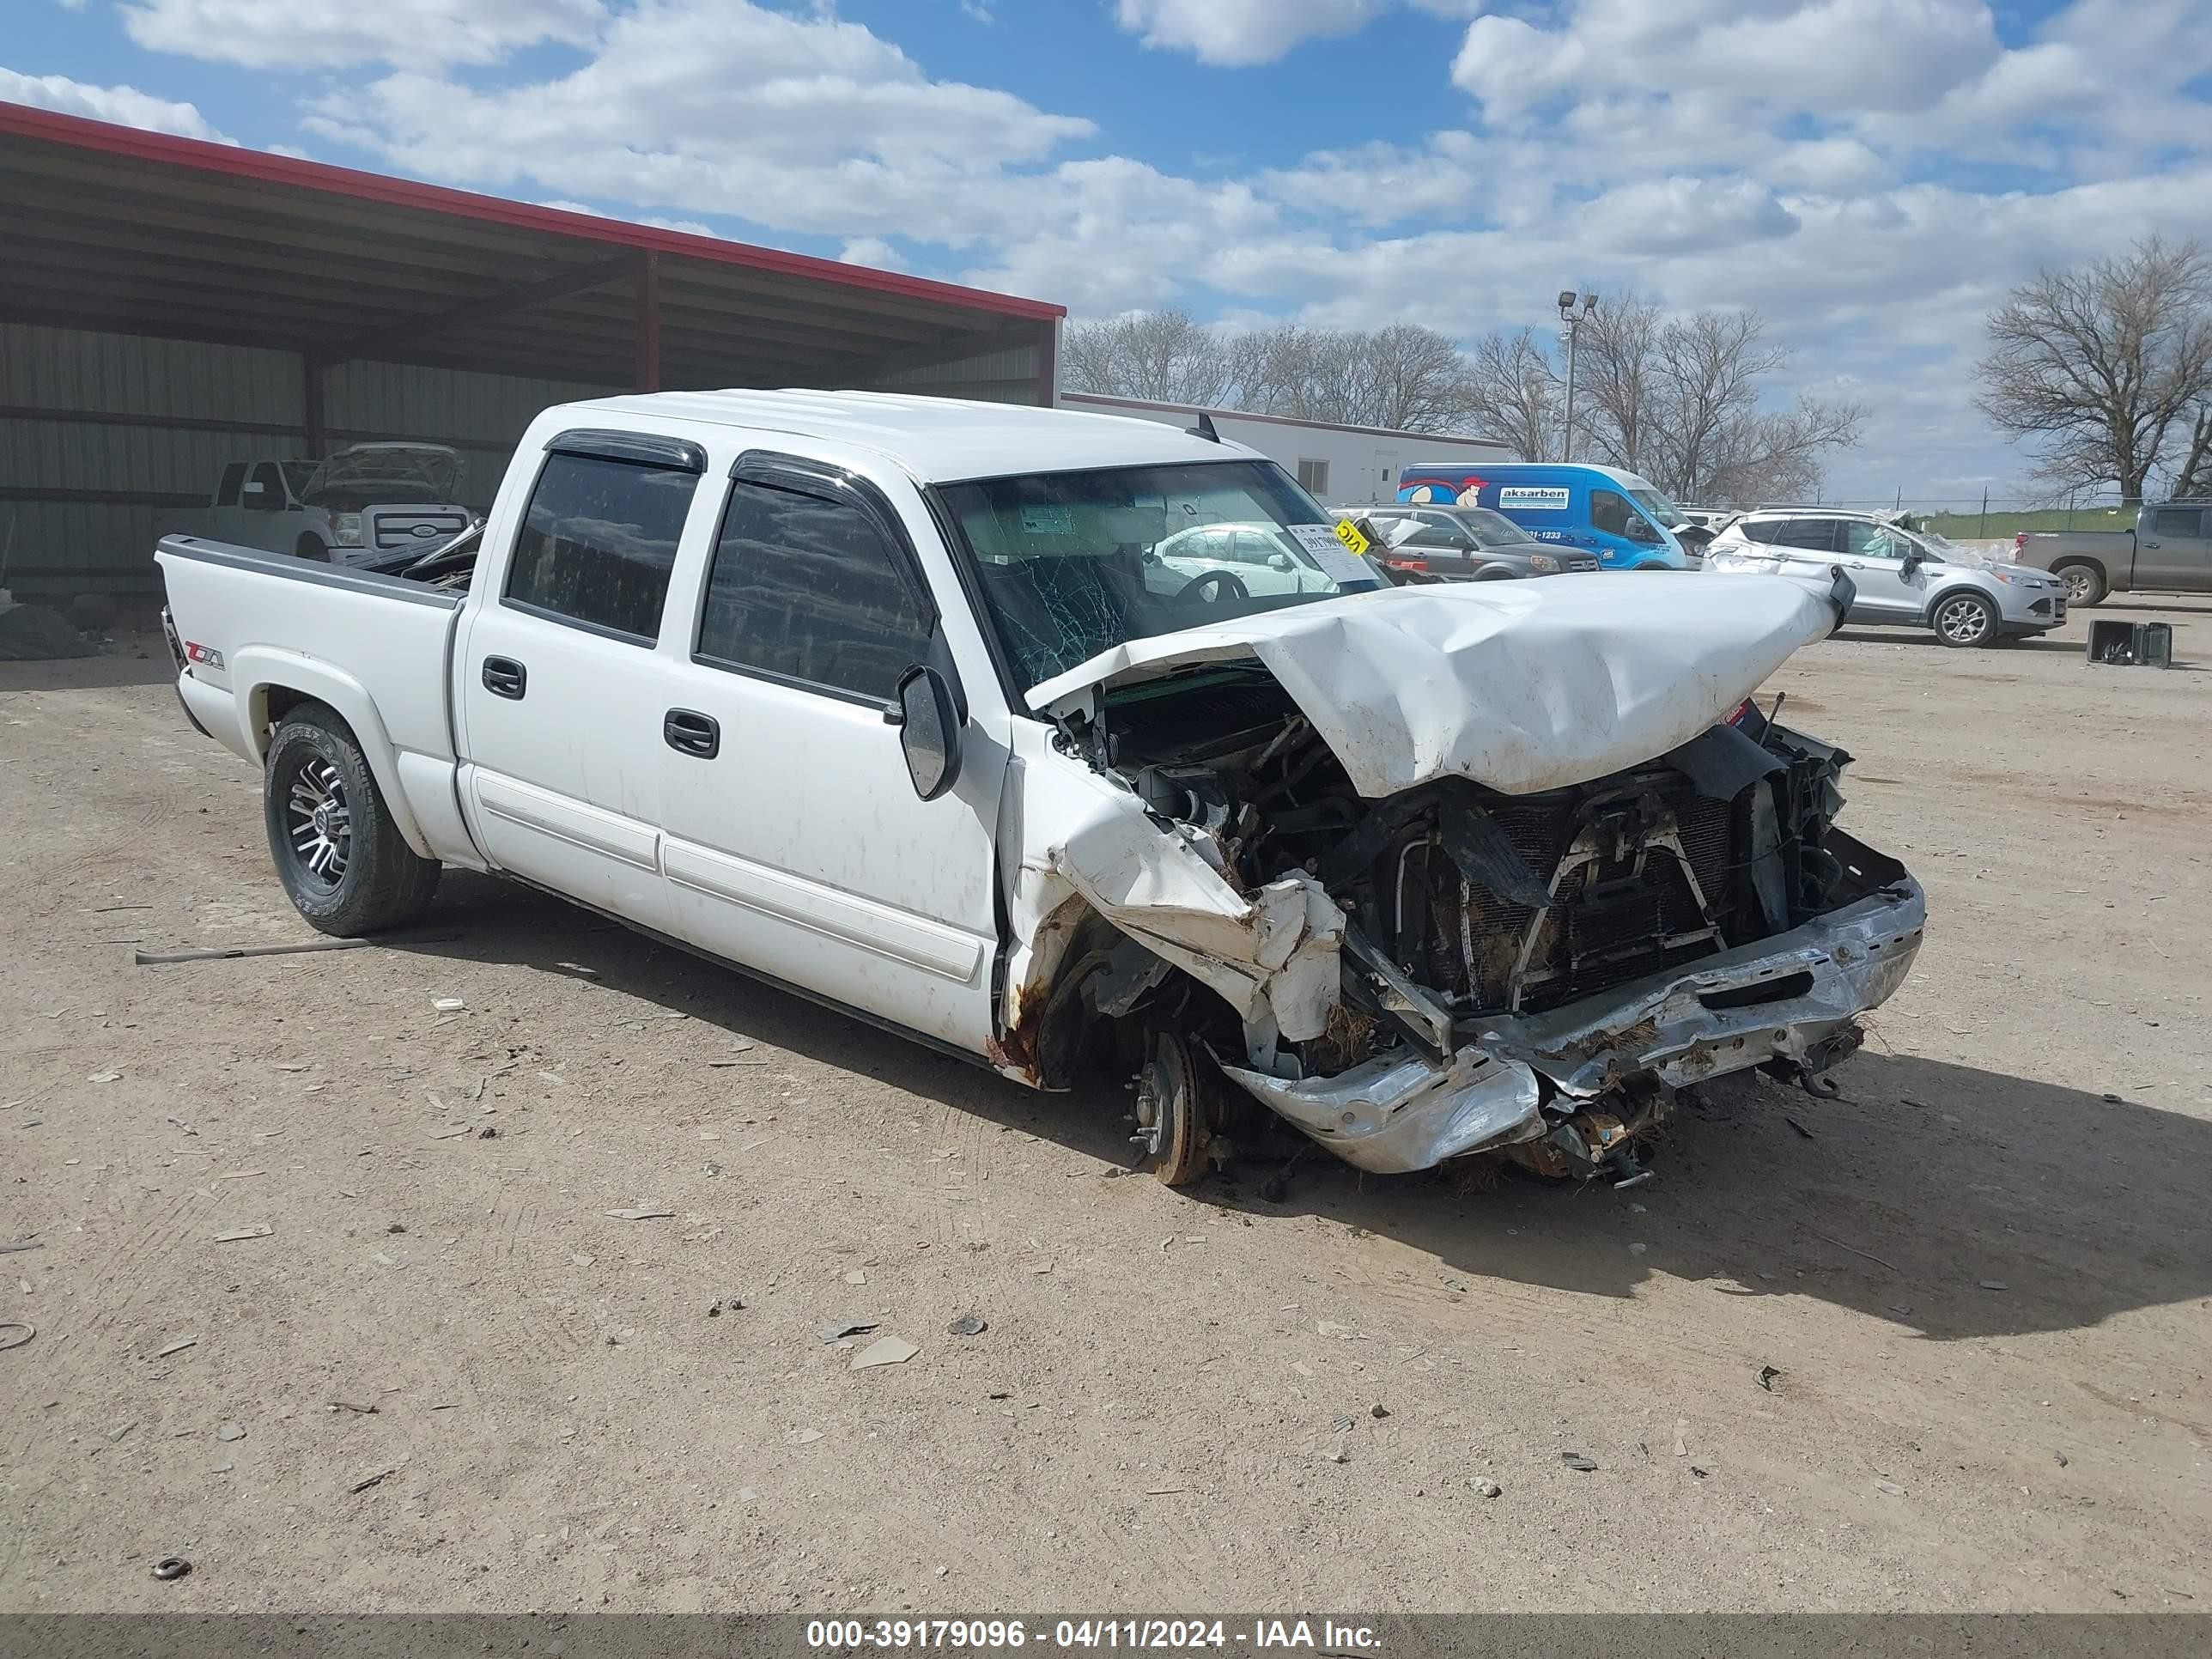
[503,451,697,643]
[2150,507,2204,538]
[1774,520,1840,552]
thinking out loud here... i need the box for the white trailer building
[1060,392,1511,507]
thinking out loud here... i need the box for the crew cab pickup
[157,392,1924,1188]
[2016,501,2212,606]
[161,445,475,567]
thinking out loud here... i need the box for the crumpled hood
[301,445,465,507]
[1027,573,1844,798]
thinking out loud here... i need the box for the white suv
[1704,510,2067,647]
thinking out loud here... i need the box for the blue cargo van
[1396,462,1695,569]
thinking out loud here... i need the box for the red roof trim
[0,102,1065,322]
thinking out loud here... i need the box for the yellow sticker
[1333,518,1370,556]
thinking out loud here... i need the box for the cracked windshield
[939,459,1382,690]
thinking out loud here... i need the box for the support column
[302,355,325,459]
[635,251,662,392]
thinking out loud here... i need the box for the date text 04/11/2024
[804,1621,1382,1650]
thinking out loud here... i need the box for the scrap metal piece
[1221,1045,1542,1176]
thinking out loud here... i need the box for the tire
[295,535,330,562]
[263,701,440,936]
[2054,561,2106,607]
[1930,591,1998,648]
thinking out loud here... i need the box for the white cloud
[318,2,1096,246]
[1112,0,1390,67]
[119,0,605,70]
[838,236,907,272]
[0,67,230,140]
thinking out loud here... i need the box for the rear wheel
[2054,562,2106,606]
[264,702,440,935]
[1931,592,1997,647]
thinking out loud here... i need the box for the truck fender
[228,646,436,860]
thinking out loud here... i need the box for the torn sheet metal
[1050,816,1346,1043]
[1027,574,1846,798]
[1014,737,1346,1047]
[1472,880,1924,1098]
[1221,1046,1544,1175]
[1218,877,1923,1174]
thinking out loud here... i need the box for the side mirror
[1267,551,1294,571]
[1900,550,1923,575]
[890,665,963,802]
[240,481,267,504]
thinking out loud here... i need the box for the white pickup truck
[156,392,1924,1187]
[163,444,476,566]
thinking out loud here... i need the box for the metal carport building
[0,103,1063,608]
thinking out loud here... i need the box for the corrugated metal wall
[2,319,1054,603]
[865,339,1046,405]
[0,323,604,601]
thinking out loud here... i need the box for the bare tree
[1569,295,1663,475]
[1559,295,1863,504]
[1060,309,1231,404]
[1063,312,1486,434]
[1461,328,1560,460]
[2164,403,2212,499]
[1975,236,2212,504]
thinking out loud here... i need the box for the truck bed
[154,533,475,864]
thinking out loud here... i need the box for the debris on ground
[1978,1279,2009,1291]
[347,1465,399,1495]
[0,1321,36,1353]
[0,605,100,660]
[852,1335,920,1370]
[213,1225,272,1243]
[432,998,465,1013]
[1673,1418,1689,1457]
[842,1270,866,1285]
[785,1428,823,1446]
[1471,1478,1501,1498]
[1875,1480,1906,1497]
[216,1423,244,1442]
[1559,1452,1598,1472]
[88,1071,122,1084]
[819,1320,877,1342]
[947,1314,987,1336]
[156,1339,198,1358]
[149,1557,191,1582]
[0,1241,43,1255]
[1628,1242,1649,1256]
[1758,1365,1783,1392]
[2101,1093,2124,1104]
[604,1208,673,1221]
[2055,1451,2069,1468]
[1784,1115,1815,1139]
[707,1297,744,1317]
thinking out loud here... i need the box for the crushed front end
[1030,665,1922,1182]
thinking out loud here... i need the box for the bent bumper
[1222,880,1925,1174]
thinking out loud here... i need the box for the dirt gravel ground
[2,598,2208,1614]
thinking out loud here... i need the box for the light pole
[1557,289,1595,462]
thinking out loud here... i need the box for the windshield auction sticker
[1290,522,1375,586]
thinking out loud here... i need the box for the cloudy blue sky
[8,1,2212,503]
